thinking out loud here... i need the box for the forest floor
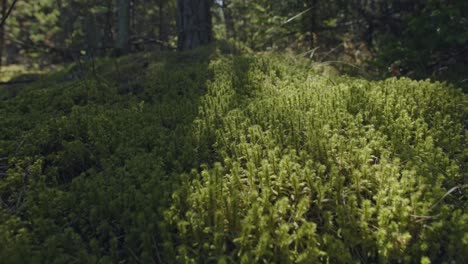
[0,43,467,263]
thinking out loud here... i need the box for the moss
[0,47,466,263]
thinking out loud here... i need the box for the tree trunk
[85,14,99,56]
[104,0,114,45]
[117,0,130,54]
[0,0,7,69]
[177,0,212,51]
[308,0,318,48]
[159,0,169,47]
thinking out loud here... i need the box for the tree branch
[0,0,19,28]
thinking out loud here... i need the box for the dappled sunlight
[0,0,467,263]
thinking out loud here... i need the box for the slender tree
[177,0,212,51]
[306,0,318,48]
[117,0,130,54]
[103,0,115,51]
[159,0,169,46]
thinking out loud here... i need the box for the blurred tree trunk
[239,0,247,42]
[159,0,169,47]
[104,0,114,51]
[222,0,235,39]
[86,14,99,57]
[308,0,318,48]
[117,0,130,54]
[177,0,212,51]
[0,0,7,69]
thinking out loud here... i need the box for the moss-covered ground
[0,44,467,263]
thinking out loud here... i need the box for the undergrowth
[0,45,467,263]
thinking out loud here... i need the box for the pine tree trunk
[159,1,169,47]
[85,14,99,56]
[117,0,130,54]
[177,0,212,51]
[105,0,114,45]
[308,0,318,48]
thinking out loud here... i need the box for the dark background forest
[1,0,467,83]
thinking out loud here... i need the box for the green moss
[0,46,466,263]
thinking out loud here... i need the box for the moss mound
[0,46,467,263]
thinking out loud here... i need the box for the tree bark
[308,0,318,48]
[159,0,169,47]
[177,0,212,51]
[85,14,100,56]
[105,0,114,45]
[117,0,130,54]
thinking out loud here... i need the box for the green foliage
[375,0,468,80]
[217,0,314,51]
[6,0,177,63]
[0,47,467,263]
